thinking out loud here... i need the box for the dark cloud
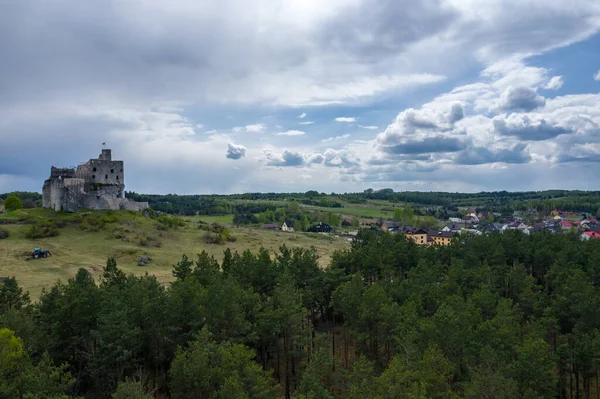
[557,148,600,163]
[454,143,531,165]
[498,86,546,112]
[448,103,464,123]
[226,142,247,159]
[381,136,466,154]
[493,116,571,141]
[319,0,458,60]
[264,150,305,167]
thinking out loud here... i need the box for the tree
[0,328,75,398]
[169,329,278,399]
[112,378,153,399]
[4,194,23,212]
[0,277,30,316]
[172,254,194,280]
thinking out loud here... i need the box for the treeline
[2,230,600,397]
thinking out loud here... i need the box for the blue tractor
[25,247,52,260]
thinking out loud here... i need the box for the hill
[0,208,348,298]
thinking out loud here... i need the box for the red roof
[584,232,600,239]
[561,221,572,227]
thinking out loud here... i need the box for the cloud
[226,142,247,159]
[321,134,350,143]
[382,137,466,154]
[544,76,564,90]
[594,70,600,81]
[493,115,571,141]
[195,123,204,129]
[245,123,266,133]
[556,143,600,163]
[299,121,314,125]
[275,130,305,136]
[448,103,464,124]
[454,144,531,165]
[263,149,306,166]
[358,125,378,130]
[498,86,546,112]
[297,113,307,119]
[335,117,357,123]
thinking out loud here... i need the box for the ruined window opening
[93,167,97,172]
[111,169,114,173]
[116,175,119,180]
[105,175,108,179]
[92,175,95,179]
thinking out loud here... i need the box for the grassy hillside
[0,209,348,299]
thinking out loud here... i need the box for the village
[259,207,600,246]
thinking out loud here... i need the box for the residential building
[315,222,332,233]
[428,230,458,246]
[405,228,429,245]
[281,221,294,232]
[262,223,280,230]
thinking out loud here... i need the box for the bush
[203,224,236,244]
[138,234,162,248]
[0,229,8,239]
[156,215,186,230]
[25,221,59,239]
[79,214,105,232]
[4,195,23,212]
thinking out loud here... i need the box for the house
[481,224,500,234]
[405,228,429,245]
[281,221,295,232]
[581,231,600,241]
[462,215,479,225]
[262,223,280,230]
[428,230,458,246]
[448,217,462,224]
[315,222,332,233]
[442,223,462,233]
[381,221,402,232]
[560,221,573,230]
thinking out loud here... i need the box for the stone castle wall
[42,149,149,213]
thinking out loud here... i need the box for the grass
[0,209,349,299]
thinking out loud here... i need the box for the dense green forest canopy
[2,229,600,398]
[4,189,600,216]
[124,189,600,216]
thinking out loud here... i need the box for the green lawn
[0,209,348,299]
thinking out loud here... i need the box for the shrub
[25,221,59,239]
[4,195,23,212]
[79,214,105,232]
[138,234,162,248]
[0,229,8,239]
[203,225,236,244]
[156,215,186,230]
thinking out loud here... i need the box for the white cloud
[299,121,314,125]
[335,117,357,122]
[594,70,600,81]
[358,125,378,130]
[195,123,204,129]
[321,134,350,142]
[245,123,266,133]
[226,142,247,159]
[276,130,305,136]
[544,76,564,90]
[297,112,307,118]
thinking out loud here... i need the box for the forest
[123,189,600,216]
[2,229,600,398]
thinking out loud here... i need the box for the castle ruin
[42,148,149,212]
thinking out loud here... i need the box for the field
[0,209,349,299]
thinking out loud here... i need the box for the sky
[1,0,600,195]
